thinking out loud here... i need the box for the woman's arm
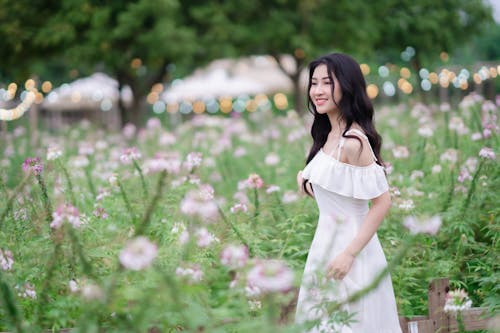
[344,191,391,256]
[327,191,391,280]
[297,170,314,197]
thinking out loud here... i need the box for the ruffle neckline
[302,149,389,200]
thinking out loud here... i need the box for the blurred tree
[182,0,380,114]
[374,0,494,72]
[0,1,88,82]
[0,0,198,126]
[67,0,197,126]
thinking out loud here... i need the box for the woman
[295,53,402,333]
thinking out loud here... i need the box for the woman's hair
[303,53,384,195]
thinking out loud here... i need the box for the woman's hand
[326,251,355,280]
[296,170,304,192]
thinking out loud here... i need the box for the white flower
[479,147,496,160]
[266,185,281,194]
[176,264,203,284]
[444,289,472,313]
[119,237,158,271]
[0,249,14,271]
[403,215,442,235]
[230,203,248,213]
[431,165,442,174]
[47,146,62,160]
[81,283,103,301]
[69,280,80,293]
[418,125,434,138]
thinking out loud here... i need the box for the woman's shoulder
[342,126,374,166]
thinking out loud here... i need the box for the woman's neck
[327,113,346,137]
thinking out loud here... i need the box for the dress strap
[336,137,346,160]
[344,129,378,161]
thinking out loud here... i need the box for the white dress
[296,129,402,333]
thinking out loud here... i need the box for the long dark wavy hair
[303,53,384,195]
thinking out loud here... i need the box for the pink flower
[146,117,162,130]
[17,282,36,299]
[457,168,472,183]
[264,153,280,166]
[144,152,181,174]
[93,207,108,219]
[51,204,81,229]
[230,202,248,213]
[392,146,409,159]
[246,173,264,189]
[122,123,136,139]
[247,259,294,294]
[220,245,249,269]
[233,147,247,157]
[282,191,299,204]
[184,152,203,171]
[0,249,14,270]
[403,215,441,235]
[176,264,203,284]
[266,185,281,194]
[180,186,219,221]
[440,149,459,164]
[78,142,95,156]
[120,147,141,164]
[479,147,496,160]
[195,227,219,248]
[119,237,158,271]
[22,157,43,175]
[384,162,393,174]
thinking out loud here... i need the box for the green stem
[457,311,465,333]
[84,166,96,198]
[57,160,76,204]
[441,170,456,212]
[0,270,24,333]
[36,174,53,225]
[133,159,149,199]
[278,217,297,259]
[68,227,95,278]
[217,206,253,256]
[461,160,484,215]
[252,188,259,224]
[135,170,167,236]
[36,242,62,324]
[117,179,135,222]
[0,174,30,230]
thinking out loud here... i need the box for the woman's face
[309,64,342,115]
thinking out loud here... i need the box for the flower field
[0,93,498,332]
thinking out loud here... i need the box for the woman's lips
[315,98,328,106]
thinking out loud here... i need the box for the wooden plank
[428,278,450,332]
[399,316,428,333]
[447,307,491,332]
[407,319,434,333]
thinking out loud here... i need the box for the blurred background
[0,0,499,129]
